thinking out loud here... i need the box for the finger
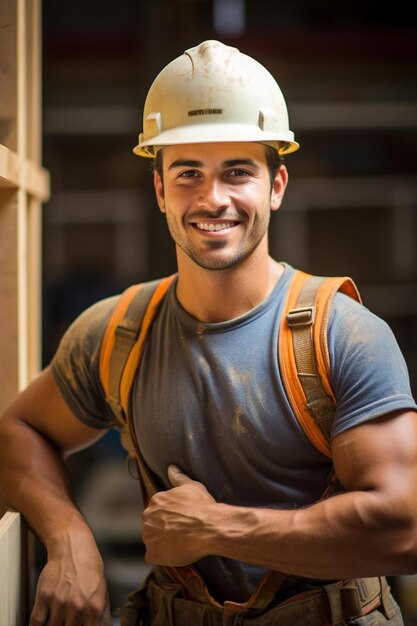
[102,601,113,626]
[46,602,65,626]
[29,594,50,626]
[167,464,193,487]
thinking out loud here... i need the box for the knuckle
[53,595,66,609]
[67,597,85,613]
[38,589,53,604]
[85,599,105,621]
[68,595,102,616]
[150,493,163,506]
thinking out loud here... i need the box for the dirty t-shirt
[51,264,417,603]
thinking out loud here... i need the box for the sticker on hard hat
[188,109,223,117]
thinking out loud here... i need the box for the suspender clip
[286,305,315,327]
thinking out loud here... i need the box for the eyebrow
[167,158,260,170]
[222,159,260,170]
[168,159,203,170]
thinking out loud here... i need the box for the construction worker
[0,39,416,626]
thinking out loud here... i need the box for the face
[154,142,288,272]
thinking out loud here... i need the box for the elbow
[368,495,417,574]
[399,525,417,574]
[397,547,417,576]
[387,510,417,574]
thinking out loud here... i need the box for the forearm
[211,489,417,579]
[146,417,417,578]
[0,368,111,623]
[143,466,417,577]
[0,416,95,553]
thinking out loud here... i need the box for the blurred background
[39,0,417,622]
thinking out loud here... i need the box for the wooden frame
[0,1,50,623]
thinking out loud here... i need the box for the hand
[142,465,217,566]
[29,540,111,626]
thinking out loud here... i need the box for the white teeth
[195,222,235,231]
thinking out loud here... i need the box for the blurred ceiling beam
[43,102,417,135]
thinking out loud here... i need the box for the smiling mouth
[194,221,238,232]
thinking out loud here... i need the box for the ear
[153,169,165,212]
[270,165,288,212]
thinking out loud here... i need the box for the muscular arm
[143,409,417,579]
[0,367,111,625]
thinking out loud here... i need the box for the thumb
[168,464,193,487]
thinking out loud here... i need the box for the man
[0,40,416,626]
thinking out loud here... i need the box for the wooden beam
[27,197,42,378]
[0,144,50,202]
[0,0,46,621]
[0,512,26,626]
[0,0,18,151]
[0,189,19,414]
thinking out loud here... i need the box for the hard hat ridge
[134,40,299,158]
[185,39,239,71]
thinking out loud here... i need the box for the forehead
[162,142,268,168]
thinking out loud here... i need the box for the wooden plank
[17,0,26,158]
[25,0,41,164]
[0,144,50,202]
[0,143,20,187]
[21,155,51,203]
[27,196,42,378]
[0,190,19,414]
[0,512,26,626]
[0,0,18,151]
[0,1,44,621]
[17,188,29,389]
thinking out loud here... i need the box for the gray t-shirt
[52,263,417,602]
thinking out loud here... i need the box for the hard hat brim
[133,123,300,158]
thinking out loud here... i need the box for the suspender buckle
[286,305,315,327]
[115,320,139,338]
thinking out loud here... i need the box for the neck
[175,245,284,323]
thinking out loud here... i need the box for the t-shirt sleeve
[51,295,121,429]
[328,292,417,439]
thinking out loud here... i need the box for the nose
[196,177,231,211]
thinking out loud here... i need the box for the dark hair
[153,149,163,178]
[264,145,284,186]
[152,144,283,187]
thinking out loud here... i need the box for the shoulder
[51,295,121,365]
[328,291,396,358]
[327,291,417,436]
[50,295,121,390]
[328,290,405,376]
[50,293,126,428]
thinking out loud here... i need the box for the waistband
[147,572,398,626]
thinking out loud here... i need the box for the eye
[227,168,250,177]
[178,169,200,178]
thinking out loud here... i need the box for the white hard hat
[134,40,299,158]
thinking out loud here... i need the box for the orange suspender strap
[119,275,176,415]
[279,270,361,458]
[99,274,176,502]
[99,274,176,457]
